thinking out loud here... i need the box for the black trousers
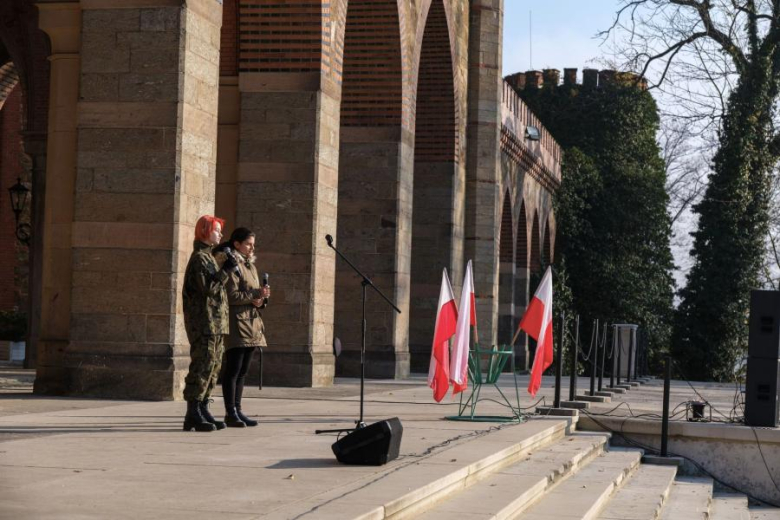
[222,347,255,410]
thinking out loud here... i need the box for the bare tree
[602,0,780,381]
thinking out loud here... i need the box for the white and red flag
[429,269,458,402]
[450,260,476,395]
[518,266,554,397]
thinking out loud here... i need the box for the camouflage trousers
[183,334,225,402]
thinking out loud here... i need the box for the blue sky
[502,1,619,77]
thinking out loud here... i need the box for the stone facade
[0,0,560,398]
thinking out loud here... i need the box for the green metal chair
[447,343,524,422]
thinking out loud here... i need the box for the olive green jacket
[217,251,267,349]
[182,241,230,341]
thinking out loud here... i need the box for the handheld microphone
[262,273,270,305]
[325,234,333,246]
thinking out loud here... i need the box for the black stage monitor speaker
[745,359,780,427]
[331,418,403,466]
[748,290,780,360]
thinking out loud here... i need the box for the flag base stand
[535,406,579,417]
[444,344,527,423]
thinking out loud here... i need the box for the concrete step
[711,493,750,520]
[576,394,611,403]
[596,463,677,520]
[516,448,644,519]
[752,506,780,519]
[560,400,590,409]
[416,432,610,520]
[263,418,574,520]
[659,477,713,520]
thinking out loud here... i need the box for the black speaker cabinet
[331,418,403,466]
[749,290,780,360]
[745,358,780,428]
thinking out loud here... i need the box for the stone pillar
[20,133,46,370]
[68,0,222,399]
[33,1,80,391]
[334,129,412,379]
[513,264,530,370]
[465,0,503,348]
[215,75,238,229]
[236,73,337,387]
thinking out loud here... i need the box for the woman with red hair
[181,215,239,432]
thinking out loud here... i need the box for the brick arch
[413,0,456,162]
[340,0,404,127]
[0,0,50,134]
[516,201,528,270]
[530,212,541,275]
[238,2,330,74]
[407,0,461,371]
[410,0,460,160]
[219,0,239,76]
[334,0,409,378]
[499,191,514,263]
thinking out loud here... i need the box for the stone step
[560,400,590,409]
[752,506,780,519]
[416,432,610,520]
[711,493,750,520]
[516,448,644,519]
[576,394,611,403]
[659,477,713,520]
[596,463,677,520]
[537,407,580,417]
[262,418,574,520]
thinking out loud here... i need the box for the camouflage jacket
[183,241,230,339]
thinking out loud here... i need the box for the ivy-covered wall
[515,73,675,368]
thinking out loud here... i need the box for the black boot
[224,407,246,428]
[235,381,258,427]
[183,400,217,432]
[200,399,226,430]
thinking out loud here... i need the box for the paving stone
[711,494,750,520]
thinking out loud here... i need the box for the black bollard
[661,355,671,457]
[609,325,615,389]
[599,323,606,392]
[627,327,634,383]
[554,313,565,408]
[569,315,579,401]
[616,327,623,386]
[590,319,598,396]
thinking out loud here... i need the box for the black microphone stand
[315,234,401,434]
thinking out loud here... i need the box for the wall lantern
[8,178,31,245]
[525,125,541,141]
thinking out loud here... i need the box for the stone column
[465,0,503,347]
[215,75,238,228]
[236,73,338,387]
[33,1,80,392]
[69,0,222,399]
[20,133,46,370]
[335,129,412,379]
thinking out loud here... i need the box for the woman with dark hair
[214,227,270,427]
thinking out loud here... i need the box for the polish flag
[429,269,458,402]
[451,260,476,394]
[519,266,554,397]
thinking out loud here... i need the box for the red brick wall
[0,83,24,311]
[219,0,238,76]
[414,0,457,161]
